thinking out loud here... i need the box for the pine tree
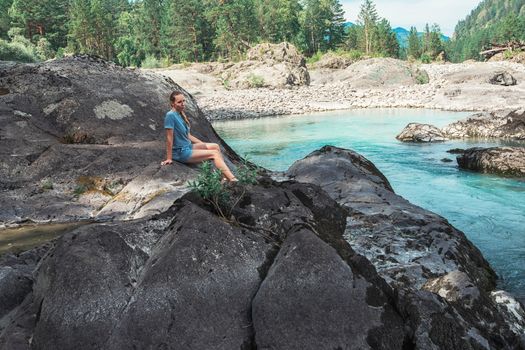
[206,0,258,60]
[68,0,126,59]
[162,0,212,63]
[255,0,301,44]
[372,18,398,57]
[428,23,443,59]
[0,0,14,39]
[299,0,323,55]
[323,0,346,51]
[137,0,166,58]
[407,26,421,59]
[357,0,378,55]
[9,0,68,49]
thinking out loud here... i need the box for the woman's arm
[161,129,174,165]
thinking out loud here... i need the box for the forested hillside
[450,0,525,61]
[0,0,451,66]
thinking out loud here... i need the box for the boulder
[489,71,517,86]
[442,109,525,140]
[286,145,525,349]
[0,179,408,350]
[456,147,525,177]
[246,42,306,66]
[0,56,239,224]
[310,53,353,69]
[219,42,310,89]
[396,123,449,142]
[341,58,427,88]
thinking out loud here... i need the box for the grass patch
[246,74,265,88]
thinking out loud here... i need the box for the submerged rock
[456,147,525,177]
[396,123,449,142]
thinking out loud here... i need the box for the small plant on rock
[188,161,230,218]
[247,74,265,88]
[73,184,87,196]
[188,159,259,221]
[41,179,54,190]
[236,156,258,185]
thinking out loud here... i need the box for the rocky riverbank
[153,58,525,120]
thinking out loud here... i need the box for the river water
[213,108,525,301]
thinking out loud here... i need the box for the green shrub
[0,39,38,62]
[306,50,323,65]
[247,73,265,88]
[141,54,162,68]
[414,69,430,84]
[36,38,54,60]
[188,161,230,218]
[188,159,259,221]
[160,56,172,68]
[73,184,87,196]
[41,179,54,190]
[223,79,230,89]
[236,156,258,185]
[420,53,431,64]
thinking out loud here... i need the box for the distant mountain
[344,22,449,49]
[394,27,450,48]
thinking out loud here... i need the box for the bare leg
[192,142,220,151]
[186,148,236,181]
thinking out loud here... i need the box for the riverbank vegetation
[0,0,524,65]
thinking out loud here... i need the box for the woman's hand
[161,159,173,165]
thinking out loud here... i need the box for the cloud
[341,0,481,36]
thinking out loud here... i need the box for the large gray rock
[253,229,404,350]
[286,145,525,349]
[220,42,310,89]
[342,58,427,88]
[456,147,525,177]
[0,56,238,225]
[396,123,449,142]
[0,179,409,350]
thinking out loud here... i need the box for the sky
[341,0,482,36]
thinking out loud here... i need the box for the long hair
[169,91,190,127]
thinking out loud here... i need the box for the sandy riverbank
[152,60,525,120]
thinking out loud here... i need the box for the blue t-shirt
[164,111,191,151]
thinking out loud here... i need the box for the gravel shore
[166,60,525,120]
[152,60,525,120]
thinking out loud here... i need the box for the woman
[161,91,237,182]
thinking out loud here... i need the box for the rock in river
[456,147,525,177]
[396,122,449,142]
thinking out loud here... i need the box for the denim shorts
[172,146,192,162]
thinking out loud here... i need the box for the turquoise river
[213,108,525,302]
